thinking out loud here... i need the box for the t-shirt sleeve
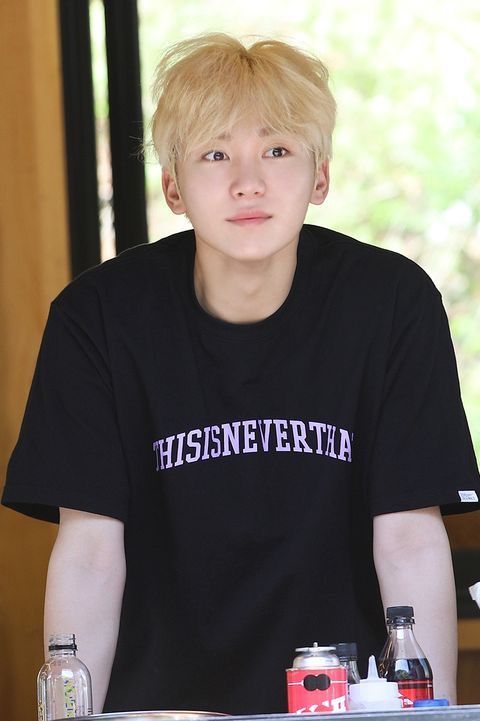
[2,290,130,523]
[368,263,480,517]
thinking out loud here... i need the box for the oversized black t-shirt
[3,225,480,714]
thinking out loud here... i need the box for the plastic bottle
[37,634,93,720]
[335,642,361,684]
[378,605,433,708]
[348,655,402,710]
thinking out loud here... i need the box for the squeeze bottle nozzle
[367,655,380,680]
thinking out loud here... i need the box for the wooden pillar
[0,1,70,719]
[445,516,480,704]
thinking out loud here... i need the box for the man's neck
[193,241,298,324]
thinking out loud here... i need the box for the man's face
[162,122,330,264]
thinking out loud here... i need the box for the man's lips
[227,210,272,224]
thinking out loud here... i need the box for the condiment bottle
[37,633,93,720]
[378,605,433,707]
[348,655,402,711]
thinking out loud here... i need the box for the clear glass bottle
[335,642,361,684]
[37,634,93,720]
[377,606,433,708]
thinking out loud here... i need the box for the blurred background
[1,1,479,719]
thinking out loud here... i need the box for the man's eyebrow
[216,127,277,140]
[258,126,276,137]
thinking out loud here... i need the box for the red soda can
[286,643,347,714]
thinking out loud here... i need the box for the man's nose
[230,161,266,197]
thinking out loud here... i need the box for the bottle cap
[386,605,414,623]
[348,656,402,710]
[413,699,449,707]
[48,633,77,652]
[334,642,358,659]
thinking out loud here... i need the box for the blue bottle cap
[413,699,449,707]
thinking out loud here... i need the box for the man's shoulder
[302,224,439,294]
[303,223,413,265]
[70,228,194,286]
[53,229,194,313]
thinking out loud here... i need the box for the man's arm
[44,508,126,714]
[373,506,457,703]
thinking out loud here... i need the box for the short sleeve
[2,292,130,523]
[368,265,480,517]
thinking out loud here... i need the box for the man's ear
[310,159,330,206]
[162,168,186,215]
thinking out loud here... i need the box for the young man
[3,33,480,715]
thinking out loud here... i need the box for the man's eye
[204,150,227,161]
[266,147,288,158]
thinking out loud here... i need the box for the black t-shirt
[3,224,480,714]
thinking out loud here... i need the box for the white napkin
[468,581,480,609]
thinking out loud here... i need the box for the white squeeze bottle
[348,655,402,711]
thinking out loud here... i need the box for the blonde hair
[150,33,336,174]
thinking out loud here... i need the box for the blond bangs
[151,33,336,171]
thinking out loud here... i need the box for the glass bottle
[335,642,361,684]
[37,633,93,720]
[377,606,433,708]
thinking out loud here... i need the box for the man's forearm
[373,507,457,703]
[45,511,126,714]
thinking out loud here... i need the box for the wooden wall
[445,516,480,705]
[0,2,479,720]
[0,1,69,719]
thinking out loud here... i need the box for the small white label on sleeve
[458,490,479,502]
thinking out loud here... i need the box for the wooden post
[0,1,70,719]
